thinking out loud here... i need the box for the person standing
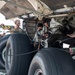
[10,20,24,34]
[33,23,43,50]
[42,18,50,33]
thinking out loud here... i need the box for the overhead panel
[0,0,35,19]
[1,0,75,19]
[28,0,53,17]
[41,0,75,10]
[0,4,16,19]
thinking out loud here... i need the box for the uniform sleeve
[33,32,38,42]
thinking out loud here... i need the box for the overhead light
[29,13,34,17]
[73,6,75,10]
[21,15,28,18]
[64,5,68,8]
[54,6,73,14]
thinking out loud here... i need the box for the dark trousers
[48,34,75,47]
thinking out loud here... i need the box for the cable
[59,37,75,43]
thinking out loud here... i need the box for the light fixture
[64,5,68,8]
